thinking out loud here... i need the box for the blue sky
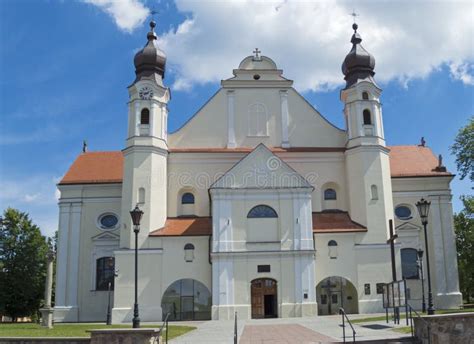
[0,0,472,238]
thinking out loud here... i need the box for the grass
[0,323,195,339]
[351,308,474,324]
[393,326,412,334]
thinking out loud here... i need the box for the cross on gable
[253,48,262,60]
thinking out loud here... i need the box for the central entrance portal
[251,278,277,319]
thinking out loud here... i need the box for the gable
[210,144,313,189]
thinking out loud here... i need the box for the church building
[53,21,462,323]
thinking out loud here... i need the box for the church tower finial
[133,19,167,84]
[341,22,376,89]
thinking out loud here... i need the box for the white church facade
[54,21,462,323]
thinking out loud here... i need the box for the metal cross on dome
[253,48,262,60]
[350,10,359,23]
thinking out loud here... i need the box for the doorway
[251,278,277,318]
[316,276,358,315]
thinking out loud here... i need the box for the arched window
[248,103,268,136]
[247,205,278,218]
[181,193,195,204]
[96,257,115,291]
[401,248,419,279]
[371,185,378,200]
[328,240,338,259]
[363,109,372,125]
[141,108,150,125]
[161,279,211,320]
[324,189,337,200]
[362,91,369,100]
[184,243,195,262]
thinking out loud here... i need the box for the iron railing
[159,312,171,344]
[339,308,356,343]
[406,303,431,344]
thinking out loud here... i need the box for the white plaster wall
[169,87,346,149]
[54,184,122,322]
[392,176,462,310]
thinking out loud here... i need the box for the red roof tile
[388,145,452,178]
[59,151,123,185]
[59,145,451,185]
[312,212,367,233]
[149,217,212,236]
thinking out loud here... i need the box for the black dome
[341,23,376,88]
[134,20,166,81]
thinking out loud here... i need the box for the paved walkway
[169,314,413,343]
[240,324,335,344]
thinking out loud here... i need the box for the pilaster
[227,90,236,148]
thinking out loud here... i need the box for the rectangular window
[257,265,270,273]
[364,283,371,295]
[331,294,338,304]
[376,283,385,294]
[321,295,327,305]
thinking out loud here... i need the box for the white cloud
[0,176,62,237]
[84,0,149,33]
[154,0,474,92]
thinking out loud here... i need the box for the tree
[451,116,474,182]
[0,208,49,321]
[454,196,474,303]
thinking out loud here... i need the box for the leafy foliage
[454,196,474,303]
[0,208,49,321]
[451,116,474,182]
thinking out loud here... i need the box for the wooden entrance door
[251,279,277,319]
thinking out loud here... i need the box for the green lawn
[351,308,474,324]
[0,323,195,339]
[393,326,412,334]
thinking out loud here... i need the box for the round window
[99,214,119,229]
[395,205,412,220]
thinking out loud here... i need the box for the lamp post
[130,205,144,328]
[417,248,426,313]
[416,198,434,315]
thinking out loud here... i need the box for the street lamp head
[417,248,424,259]
[130,205,144,227]
[416,198,431,224]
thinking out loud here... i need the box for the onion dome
[341,23,376,88]
[133,20,166,82]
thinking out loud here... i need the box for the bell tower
[341,23,394,243]
[120,20,170,248]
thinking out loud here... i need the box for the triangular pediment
[92,231,120,242]
[396,222,421,232]
[210,144,313,189]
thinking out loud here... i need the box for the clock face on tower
[139,87,153,100]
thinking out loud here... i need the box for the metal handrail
[159,312,171,344]
[406,303,431,344]
[339,308,356,343]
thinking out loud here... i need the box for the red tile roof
[58,145,451,185]
[149,217,212,236]
[388,145,452,178]
[148,213,365,237]
[312,212,367,233]
[59,151,123,185]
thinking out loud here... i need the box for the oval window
[99,214,119,229]
[395,206,412,220]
